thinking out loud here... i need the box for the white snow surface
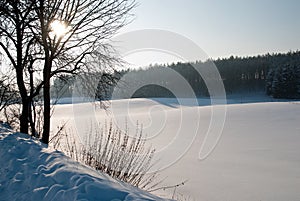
[1,97,300,201]
[0,126,168,201]
[51,97,300,200]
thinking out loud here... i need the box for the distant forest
[52,51,300,100]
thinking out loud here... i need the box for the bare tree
[29,0,136,144]
[0,0,135,143]
[0,0,38,134]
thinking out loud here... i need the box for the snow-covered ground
[0,125,169,201]
[51,97,300,200]
[155,100,300,201]
[1,97,299,201]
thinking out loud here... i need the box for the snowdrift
[0,125,168,201]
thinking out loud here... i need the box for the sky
[117,0,300,68]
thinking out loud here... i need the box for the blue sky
[118,0,300,67]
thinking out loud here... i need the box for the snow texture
[51,97,300,201]
[1,97,300,201]
[0,125,168,201]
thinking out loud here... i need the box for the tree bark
[41,58,51,144]
[19,97,29,134]
[16,19,29,134]
[17,66,29,134]
[29,63,36,137]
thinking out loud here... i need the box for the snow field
[51,98,300,200]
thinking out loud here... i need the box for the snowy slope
[51,98,300,200]
[0,125,168,201]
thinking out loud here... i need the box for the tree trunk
[16,20,29,134]
[41,57,51,144]
[19,97,29,134]
[28,100,36,137]
[42,80,50,144]
[29,64,36,137]
[17,69,29,134]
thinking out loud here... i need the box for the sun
[50,20,69,38]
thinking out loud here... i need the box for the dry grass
[50,121,160,191]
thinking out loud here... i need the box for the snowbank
[0,125,168,201]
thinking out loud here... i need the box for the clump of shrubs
[51,121,159,190]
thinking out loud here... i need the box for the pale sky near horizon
[117,0,300,68]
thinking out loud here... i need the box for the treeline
[52,51,300,100]
[51,72,121,101]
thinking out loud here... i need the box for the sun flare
[50,20,69,38]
